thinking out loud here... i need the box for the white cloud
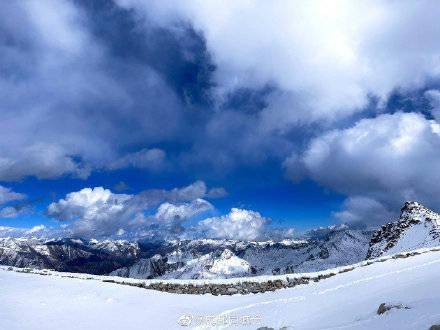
[3,0,440,182]
[0,185,26,205]
[0,206,21,218]
[47,181,226,237]
[198,208,267,240]
[47,187,135,237]
[21,0,88,55]
[26,225,46,235]
[286,112,440,224]
[47,187,132,222]
[118,0,440,126]
[155,199,213,223]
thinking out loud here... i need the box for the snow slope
[2,249,440,329]
[368,201,440,258]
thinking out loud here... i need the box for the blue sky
[4,163,344,232]
[0,0,439,240]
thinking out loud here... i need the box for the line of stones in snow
[104,275,326,295]
[7,247,440,296]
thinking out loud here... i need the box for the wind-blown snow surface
[2,250,440,329]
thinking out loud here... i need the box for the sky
[0,0,439,240]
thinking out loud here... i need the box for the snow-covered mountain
[367,201,440,258]
[2,201,440,280]
[160,249,253,279]
[0,229,371,279]
[0,237,139,274]
[109,229,371,279]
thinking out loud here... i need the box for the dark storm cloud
[74,0,215,107]
[0,0,312,182]
[0,0,215,181]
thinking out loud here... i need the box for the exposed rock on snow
[367,202,440,258]
[377,302,410,315]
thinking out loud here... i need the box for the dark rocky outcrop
[367,202,440,259]
[377,302,410,315]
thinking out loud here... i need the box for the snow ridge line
[2,246,440,296]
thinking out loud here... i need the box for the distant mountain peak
[367,201,440,259]
[400,201,439,220]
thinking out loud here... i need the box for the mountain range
[1,201,439,280]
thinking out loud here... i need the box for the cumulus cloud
[286,112,440,225]
[47,187,135,237]
[155,198,213,234]
[3,1,440,232]
[47,181,225,238]
[47,187,132,222]
[198,208,268,240]
[155,199,213,223]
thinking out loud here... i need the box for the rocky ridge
[367,201,440,258]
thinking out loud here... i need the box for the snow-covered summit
[367,201,440,258]
[208,249,252,277]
